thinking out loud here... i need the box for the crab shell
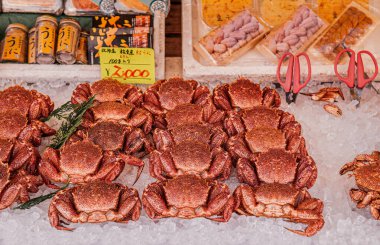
[354,166,380,192]
[0,86,54,120]
[165,104,204,129]
[0,162,43,210]
[213,78,281,111]
[71,79,143,106]
[234,183,324,236]
[48,182,141,230]
[0,110,28,140]
[142,174,234,221]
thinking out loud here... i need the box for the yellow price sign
[100,47,155,84]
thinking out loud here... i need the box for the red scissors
[334,48,378,105]
[277,52,311,104]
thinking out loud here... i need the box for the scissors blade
[349,88,361,108]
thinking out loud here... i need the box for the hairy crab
[213,78,281,111]
[0,86,54,121]
[340,151,380,220]
[49,182,141,230]
[233,183,324,236]
[142,77,225,129]
[226,107,308,157]
[39,135,144,188]
[142,174,234,221]
[71,79,152,134]
[0,162,43,210]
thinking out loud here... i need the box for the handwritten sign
[100,47,155,84]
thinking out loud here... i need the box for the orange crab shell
[91,79,140,103]
[355,165,380,192]
[0,111,28,140]
[228,78,263,109]
[241,107,282,131]
[90,101,134,122]
[169,124,211,145]
[156,78,197,111]
[245,128,286,153]
[87,121,128,151]
[171,141,212,173]
[165,104,203,129]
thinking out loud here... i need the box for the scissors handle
[356,50,379,89]
[334,48,356,88]
[276,52,294,93]
[292,52,311,94]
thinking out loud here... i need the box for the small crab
[142,78,225,128]
[0,110,56,147]
[71,79,152,134]
[49,182,141,230]
[0,86,54,121]
[0,162,43,210]
[39,135,144,188]
[233,183,324,236]
[235,149,317,189]
[213,78,281,111]
[340,151,380,220]
[226,108,308,161]
[301,87,345,102]
[142,174,234,221]
[71,79,143,105]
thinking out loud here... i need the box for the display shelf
[182,0,380,83]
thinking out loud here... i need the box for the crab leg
[285,218,325,237]
[204,183,234,222]
[236,159,259,187]
[350,189,380,208]
[203,150,232,181]
[370,200,380,220]
[49,191,79,231]
[149,151,178,180]
[142,183,178,219]
[295,155,317,189]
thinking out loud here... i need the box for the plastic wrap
[257,5,327,62]
[195,10,270,66]
[64,0,101,16]
[115,0,152,14]
[2,0,63,14]
[257,0,308,27]
[92,15,153,28]
[309,2,378,63]
[315,0,369,23]
[201,0,254,27]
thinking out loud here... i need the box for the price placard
[100,47,155,84]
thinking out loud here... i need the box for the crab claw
[133,165,144,186]
[284,218,324,237]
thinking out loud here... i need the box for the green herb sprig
[41,101,77,122]
[13,183,69,210]
[49,96,95,149]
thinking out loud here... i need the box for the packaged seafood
[1,23,28,63]
[309,2,378,63]
[90,27,152,36]
[257,0,308,27]
[2,0,63,14]
[76,32,89,64]
[201,0,253,27]
[35,15,58,64]
[315,0,369,23]
[257,5,327,61]
[64,0,115,16]
[196,10,270,66]
[88,33,153,64]
[56,18,81,65]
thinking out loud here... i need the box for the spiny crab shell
[72,79,152,134]
[340,151,380,220]
[213,78,281,111]
[0,85,54,120]
[236,148,317,189]
[0,162,43,210]
[49,182,141,230]
[142,78,225,129]
[233,183,324,236]
[142,174,234,221]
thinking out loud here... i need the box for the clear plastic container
[2,0,63,15]
[28,27,37,64]
[56,18,81,65]
[115,0,153,14]
[256,0,308,27]
[309,2,378,63]
[314,0,369,23]
[1,23,28,63]
[257,5,327,61]
[35,15,58,64]
[195,9,271,65]
[201,0,254,27]
[64,0,102,16]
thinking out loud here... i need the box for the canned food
[56,18,81,65]
[76,31,89,64]
[28,27,37,64]
[1,23,28,63]
[36,15,58,64]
